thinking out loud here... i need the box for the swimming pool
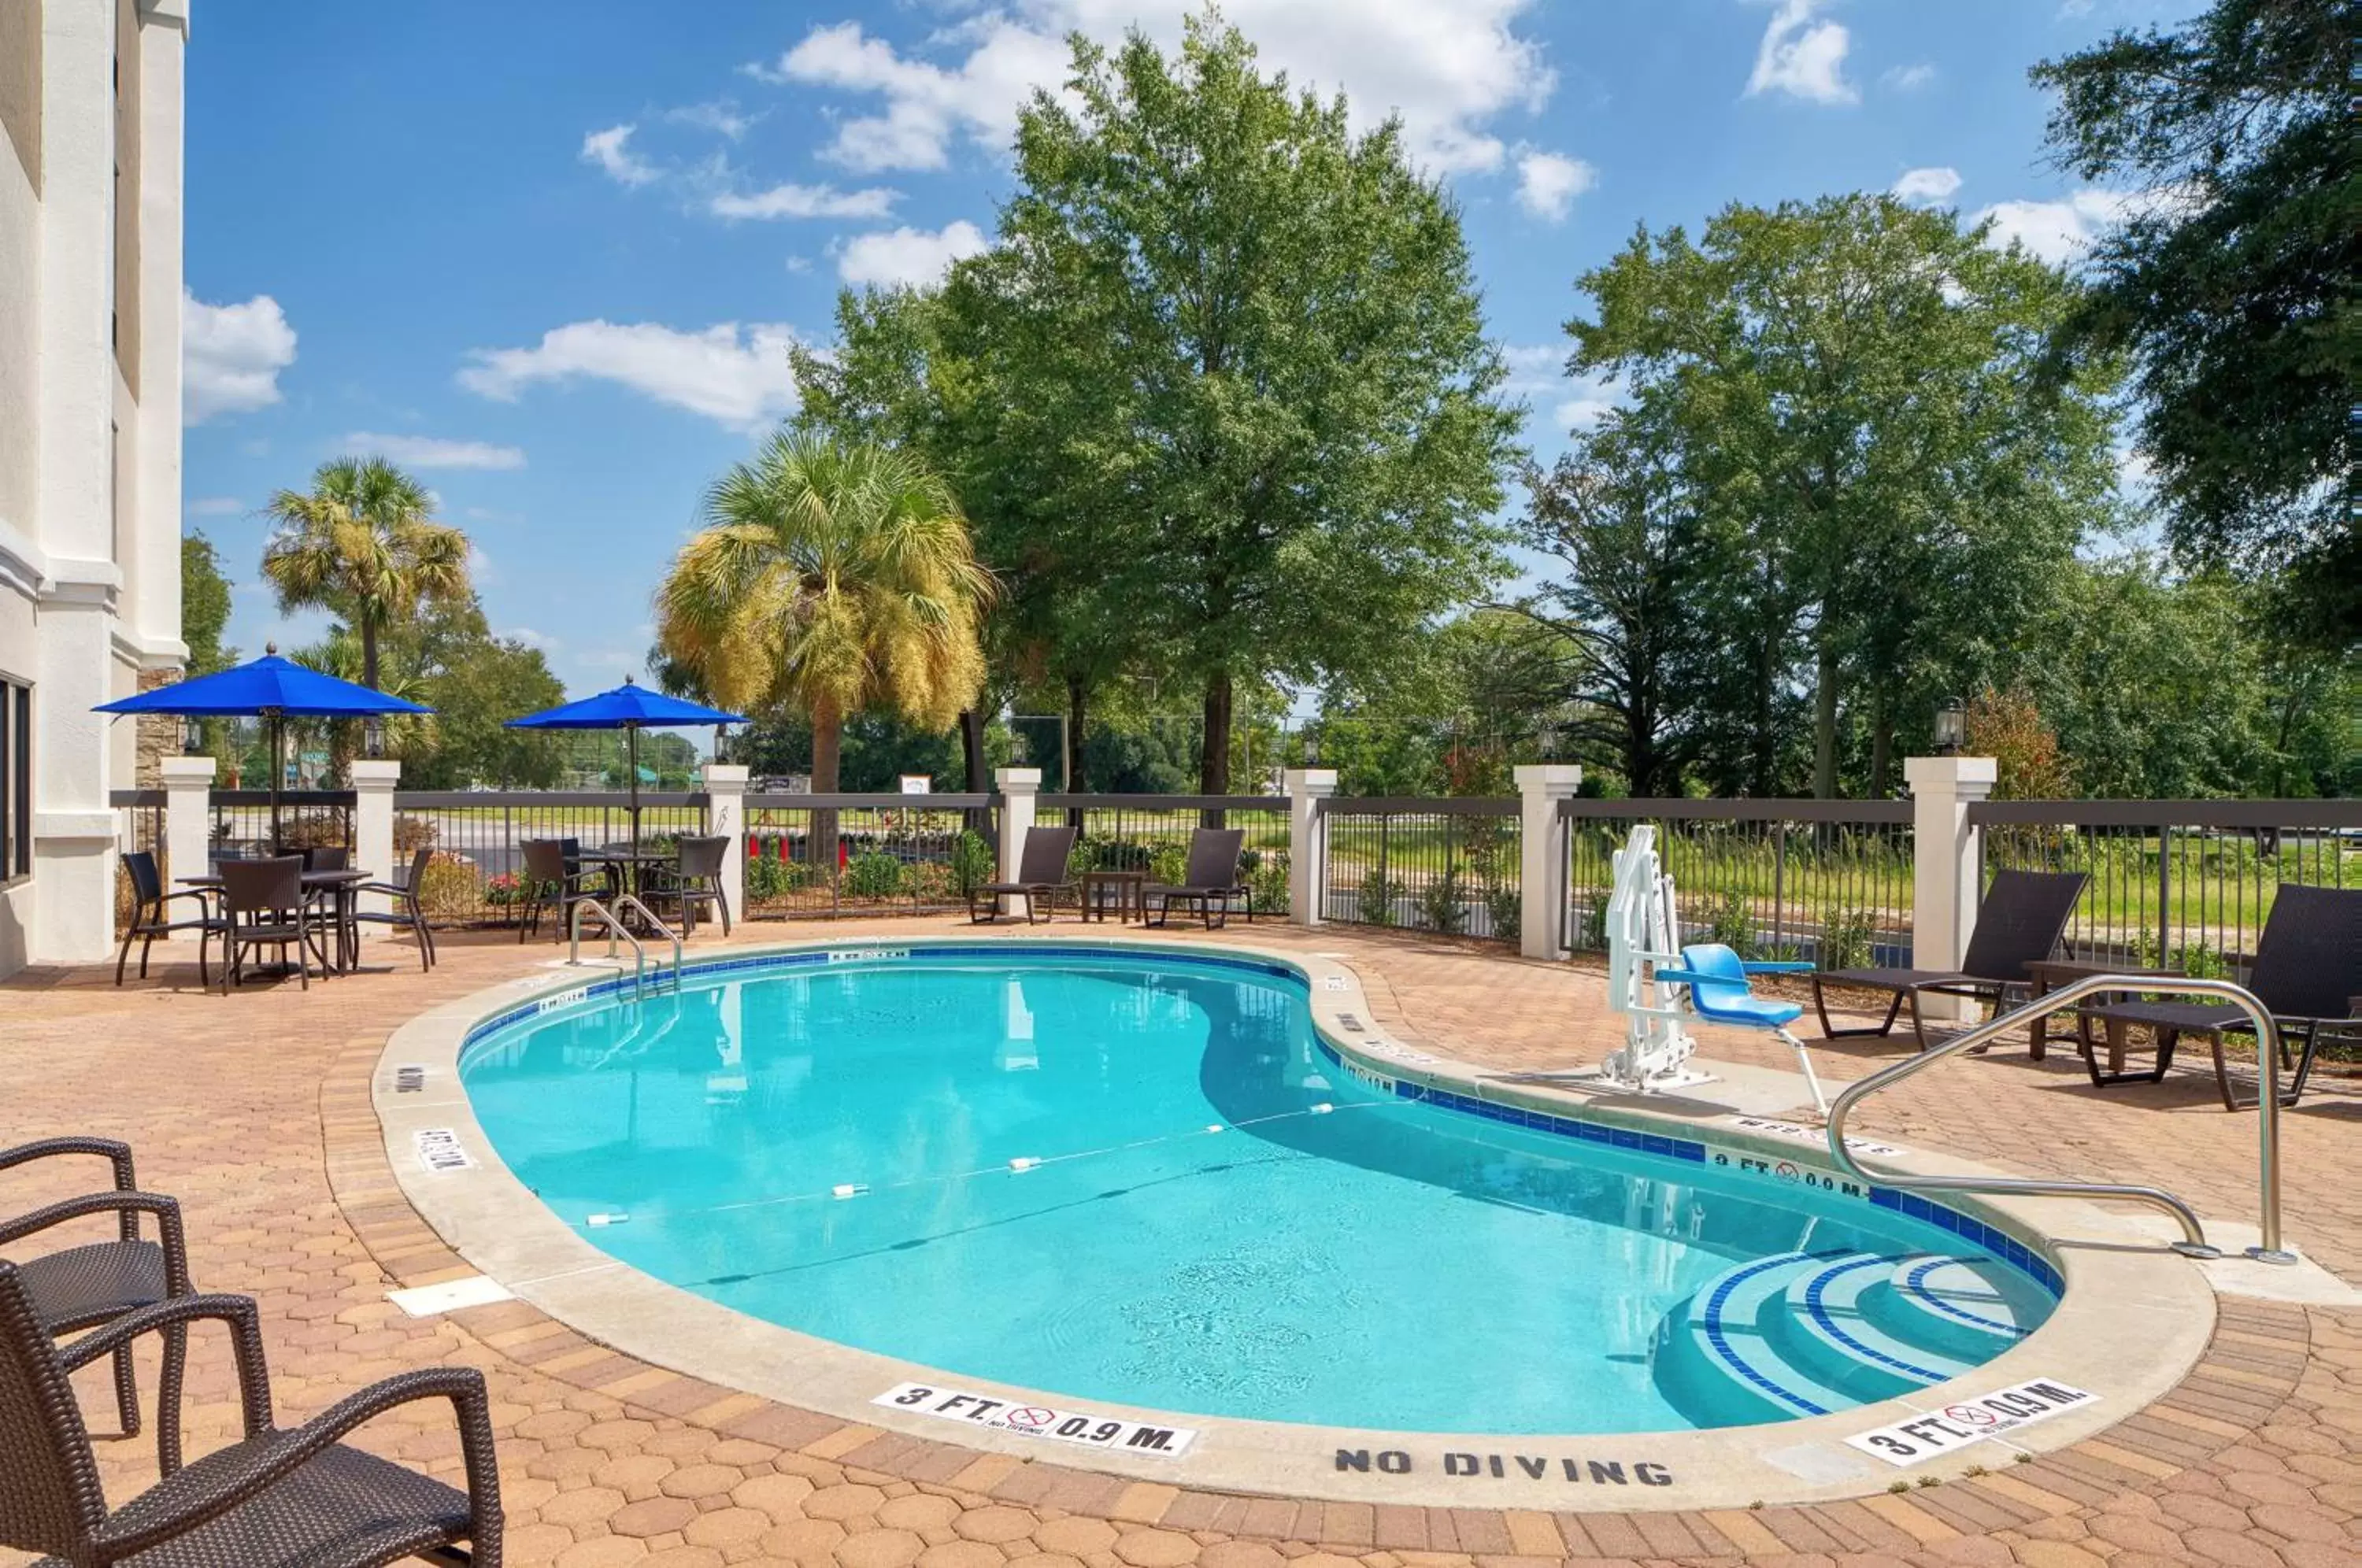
[458,945,2059,1435]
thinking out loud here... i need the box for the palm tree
[261,457,472,696]
[657,434,992,863]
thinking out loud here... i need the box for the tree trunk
[1869,686,1894,798]
[361,618,380,691]
[1812,634,1839,799]
[1199,672,1232,827]
[812,708,842,876]
[1064,676,1090,830]
[1751,632,1778,797]
[959,708,989,835]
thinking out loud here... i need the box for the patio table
[180,867,372,974]
[2026,957,2186,1067]
[590,846,679,909]
[1081,868,1149,924]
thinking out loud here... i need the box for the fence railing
[1040,794,1292,916]
[1971,798,2361,974]
[1316,797,1521,941]
[743,793,999,919]
[109,790,166,935]
[393,791,711,927]
[210,790,355,860]
[1559,798,1916,965]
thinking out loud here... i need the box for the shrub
[394,815,438,852]
[1817,905,1877,971]
[907,861,957,903]
[1246,852,1290,915]
[1357,867,1404,926]
[844,851,905,900]
[745,852,815,901]
[1485,883,1520,945]
[417,854,487,922]
[1418,869,1468,934]
[1707,889,1760,960]
[1150,841,1190,886]
[950,830,996,897]
[482,871,531,907]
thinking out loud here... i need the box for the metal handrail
[567,897,682,997]
[1824,973,2296,1265]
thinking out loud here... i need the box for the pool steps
[1654,1252,2041,1426]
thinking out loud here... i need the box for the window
[0,678,28,885]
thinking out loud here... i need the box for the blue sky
[182,0,2189,698]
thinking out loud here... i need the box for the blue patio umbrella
[505,678,745,856]
[94,647,433,845]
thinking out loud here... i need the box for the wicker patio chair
[0,1265,503,1567]
[646,836,731,937]
[969,826,1078,924]
[517,838,611,944]
[2075,883,2362,1109]
[350,845,439,972]
[214,857,322,993]
[114,851,223,987]
[0,1138,194,1474]
[1810,869,2088,1052]
[1145,829,1251,930]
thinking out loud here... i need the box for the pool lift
[1597,826,1829,1115]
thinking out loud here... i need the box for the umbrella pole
[628,724,641,861]
[269,712,284,851]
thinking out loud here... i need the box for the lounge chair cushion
[2079,1000,2255,1037]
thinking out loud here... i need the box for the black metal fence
[1972,799,2361,974]
[1558,798,1917,966]
[210,790,355,862]
[109,790,166,934]
[1040,794,1292,918]
[742,793,999,919]
[391,791,710,927]
[1316,797,1522,941]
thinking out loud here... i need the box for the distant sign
[899,775,931,795]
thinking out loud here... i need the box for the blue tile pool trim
[1801,1256,1952,1385]
[1699,1254,1832,1417]
[1311,1036,2066,1302]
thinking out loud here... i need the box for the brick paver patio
[4,917,2356,1567]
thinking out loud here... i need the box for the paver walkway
[4,917,2356,1568]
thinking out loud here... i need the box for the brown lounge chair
[2075,883,2362,1110]
[1146,829,1251,930]
[1812,869,2088,1051]
[0,1138,194,1471]
[969,825,1078,924]
[0,1265,503,1567]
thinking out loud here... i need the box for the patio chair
[1810,869,2087,1051]
[0,1138,194,1474]
[215,856,322,993]
[518,838,611,943]
[2075,883,2362,1109]
[0,1265,503,1567]
[969,826,1078,924]
[646,835,731,938]
[114,850,223,987]
[1146,829,1251,930]
[350,845,439,972]
[301,845,350,871]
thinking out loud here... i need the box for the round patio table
[180,867,372,974]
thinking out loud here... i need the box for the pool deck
[6,915,2359,1567]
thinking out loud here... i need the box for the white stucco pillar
[1905,754,1997,1020]
[1515,764,1584,963]
[32,582,121,965]
[993,767,1040,919]
[131,1,191,671]
[1283,769,1337,926]
[699,762,749,926]
[350,759,399,932]
[160,753,213,941]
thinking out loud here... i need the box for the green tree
[955,17,1520,792]
[1570,194,2119,796]
[2031,0,2356,642]
[261,457,472,695]
[180,531,235,675]
[655,434,993,856]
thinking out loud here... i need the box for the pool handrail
[567,897,682,997]
[1823,972,2294,1265]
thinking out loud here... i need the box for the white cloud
[183,290,297,423]
[663,100,757,139]
[1973,189,2139,265]
[1881,63,1935,92]
[1553,370,1620,432]
[1514,149,1594,221]
[582,124,661,187]
[337,432,527,471]
[187,496,246,517]
[710,182,901,220]
[458,320,803,431]
[502,627,560,651]
[836,220,991,288]
[756,2,1554,176]
[1891,165,1963,205]
[1744,0,1857,105]
[785,254,813,274]
[1499,343,1565,394]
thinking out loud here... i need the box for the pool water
[461,949,2052,1433]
